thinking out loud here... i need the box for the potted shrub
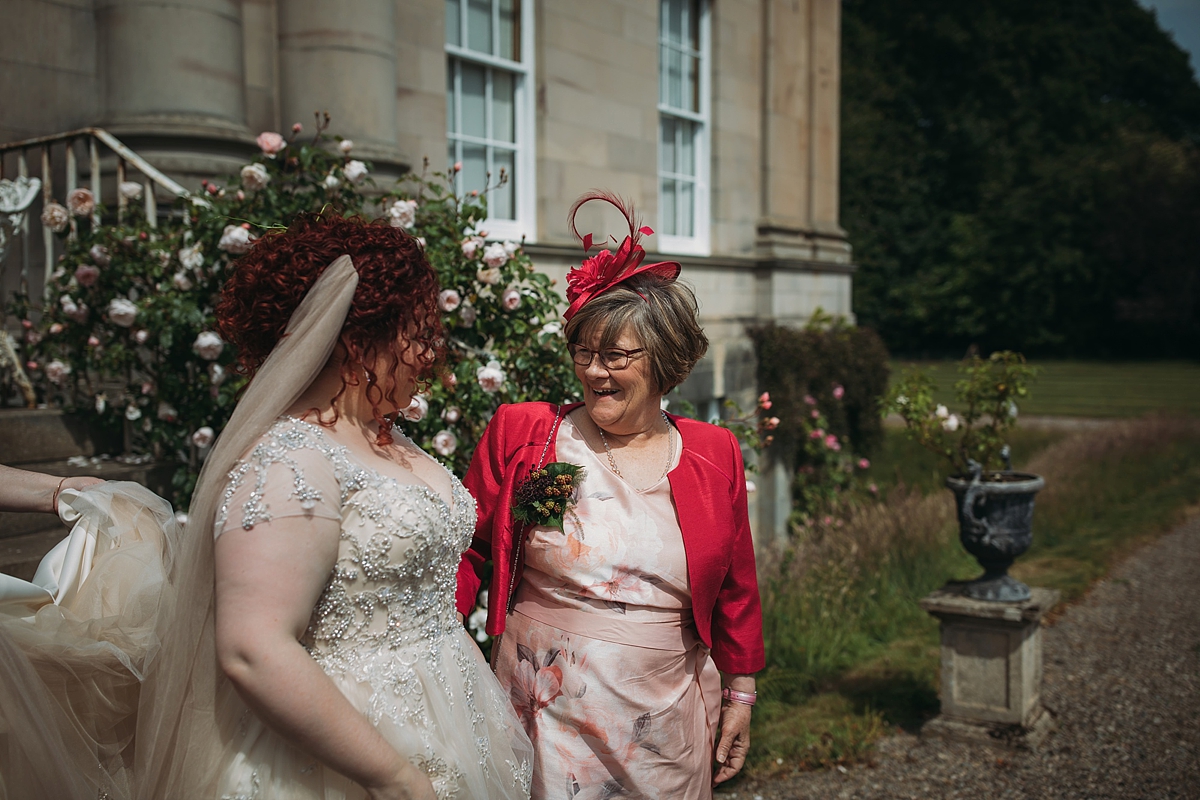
[886,352,1042,602]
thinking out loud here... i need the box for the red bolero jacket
[455,401,765,675]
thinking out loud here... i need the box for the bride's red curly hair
[215,214,444,446]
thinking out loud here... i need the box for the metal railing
[0,127,190,299]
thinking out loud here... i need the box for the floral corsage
[512,462,585,532]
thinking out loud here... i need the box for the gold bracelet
[50,476,68,513]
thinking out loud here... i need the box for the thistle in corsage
[512,463,585,533]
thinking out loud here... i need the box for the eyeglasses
[568,344,646,371]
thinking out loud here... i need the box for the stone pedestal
[919,582,1060,749]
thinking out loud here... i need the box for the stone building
[2,0,852,539]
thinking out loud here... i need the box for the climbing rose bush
[15,125,578,502]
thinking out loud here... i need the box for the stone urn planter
[946,466,1045,602]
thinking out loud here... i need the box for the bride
[0,214,532,799]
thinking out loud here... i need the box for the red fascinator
[562,191,681,321]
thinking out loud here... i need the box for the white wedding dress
[212,416,533,799]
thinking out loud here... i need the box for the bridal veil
[0,256,358,799]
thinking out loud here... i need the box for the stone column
[756,0,851,267]
[97,0,249,139]
[96,0,252,186]
[277,0,403,169]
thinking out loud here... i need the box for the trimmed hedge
[748,321,891,467]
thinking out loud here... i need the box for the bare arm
[0,464,103,514]
[214,515,435,800]
[713,672,756,786]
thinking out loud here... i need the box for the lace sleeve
[214,422,343,538]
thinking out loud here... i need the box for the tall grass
[741,417,1200,780]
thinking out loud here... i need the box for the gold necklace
[597,411,674,484]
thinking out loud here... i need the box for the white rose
[94,394,107,413]
[439,289,462,312]
[388,199,418,229]
[323,173,340,189]
[441,406,461,424]
[503,240,520,257]
[432,429,458,457]
[1008,401,1019,418]
[134,329,150,345]
[89,244,110,266]
[501,287,521,311]
[458,303,477,327]
[476,267,501,286]
[157,402,178,421]
[45,360,71,385]
[178,243,204,271]
[477,360,506,393]
[65,301,89,323]
[942,413,960,432]
[338,139,354,154]
[935,404,949,419]
[401,394,429,422]
[467,607,488,642]
[208,362,226,386]
[482,241,509,268]
[173,511,189,528]
[125,405,142,421]
[745,479,757,494]
[193,331,225,360]
[218,224,256,254]
[191,426,215,448]
[107,298,139,327]
[172,272,193,291]
[41,202,69,233]
[343,160,368,184]
[240,163,270,191]
[118,181,143,200]
[461,236,484,258]
[539,321,563,337]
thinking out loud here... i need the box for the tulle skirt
[216,628,533,800]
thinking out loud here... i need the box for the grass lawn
[891,360,1200,418]
[733,418,1200,785]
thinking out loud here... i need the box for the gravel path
[730,516,1200,799]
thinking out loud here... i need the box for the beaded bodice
[215,418,477,723]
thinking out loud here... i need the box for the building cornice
[522,242,857,274]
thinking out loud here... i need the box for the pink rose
[832,384,845,400]
[764,416,780,430]
[810,428,824,440]
[482,242,509,268]
[439,289,462,312]
[41,202,69,232]
[67,188,95,217]
[441,406,461,423]
[476,360,506,393]
[48,323,63,335]
[758,392,772,410]
[502,287,521,311]
[45,360,71,384]
[858,458,870,469]
[75,264,100,287]
[291,122,303,134]
[811,409,820,419]
[401,394,428,422]
[87,335,100,347]
[432,429,458,457]
[804,394,817,405]
[824,434,841,451]
[461,236,485,258]
[256,131,286,156]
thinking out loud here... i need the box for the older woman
[457,193,764,798]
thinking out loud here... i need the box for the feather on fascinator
[563,191,681,321]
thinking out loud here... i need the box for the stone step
[0,408,122,465]
[0,527,68,583]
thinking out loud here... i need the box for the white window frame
[657,0,711,256]
[446,0,537,242]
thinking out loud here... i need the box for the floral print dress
[493,415,721,800]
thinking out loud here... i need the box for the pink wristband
[721,687,757,706]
